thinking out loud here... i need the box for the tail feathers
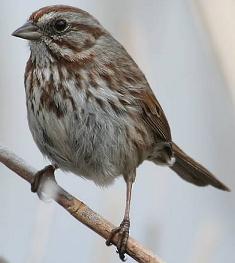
[171,142,230,191]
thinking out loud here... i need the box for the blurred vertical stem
[192,0,235,104]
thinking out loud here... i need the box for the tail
[170,142,230,191]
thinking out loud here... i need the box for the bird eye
[54,19,68,32]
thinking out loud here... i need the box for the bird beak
[12,21,41,40]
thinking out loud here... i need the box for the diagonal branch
[0,145,165,263]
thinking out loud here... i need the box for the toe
[106,219,130,260]
[106,226,121,246]
[31,170,44,192]
[117,227,129,261]
[31,165,56,196]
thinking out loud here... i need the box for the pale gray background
[0,1,234,263]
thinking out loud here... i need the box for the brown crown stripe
[29,5,89,22]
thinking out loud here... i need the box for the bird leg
[31,164,57,195]
[106,178,134,261]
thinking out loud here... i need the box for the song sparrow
[12,5,230,261]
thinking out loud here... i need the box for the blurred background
[0,0,235,262]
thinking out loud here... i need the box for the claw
[106,219,130,261]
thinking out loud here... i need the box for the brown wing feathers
[139,89,172,141]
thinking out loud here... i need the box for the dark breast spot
[40,88,65,119]
[49,101,64,118]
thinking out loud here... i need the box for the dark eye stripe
[70,23,105,39]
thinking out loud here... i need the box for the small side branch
[0,145,165,263]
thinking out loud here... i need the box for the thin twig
[0,145,165,263]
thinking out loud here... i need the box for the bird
[12,5,230,261]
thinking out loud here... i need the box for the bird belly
[27,99,146,186]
